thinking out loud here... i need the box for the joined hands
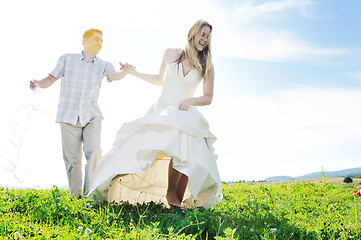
[119,62,136,72]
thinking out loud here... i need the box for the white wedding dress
[88,62,222,209]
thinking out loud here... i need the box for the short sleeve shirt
[50,53,115,126]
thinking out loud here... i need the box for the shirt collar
[80,52,98,63]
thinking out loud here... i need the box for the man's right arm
[30,75,57,89]
[30,54,64,89]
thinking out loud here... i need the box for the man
[30,28,132,198]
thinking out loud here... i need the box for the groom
[30,28,132,198]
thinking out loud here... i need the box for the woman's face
[194,26,212,52]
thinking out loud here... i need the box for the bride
[88,20,222,209]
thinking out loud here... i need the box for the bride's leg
[166,159,182,207]
[176,174,189,203]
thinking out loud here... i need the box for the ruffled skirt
[88,99,222,209]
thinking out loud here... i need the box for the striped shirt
[50,53,115,126]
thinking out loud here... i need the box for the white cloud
[347,72,361,79]
[213,28,346,61]
[2,85,360,186]
[210,0,347,61]
[233,0,314,21]
[202,86,361,181]
[1,0,347,63]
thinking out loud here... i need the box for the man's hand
[119,62,135,72]
[29,75,57,89]
[119,62,124,71]
[29,80,40,89]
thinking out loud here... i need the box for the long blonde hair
[178,20,213,78]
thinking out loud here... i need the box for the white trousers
[60,117,102,197]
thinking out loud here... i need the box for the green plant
[1,180,360,239]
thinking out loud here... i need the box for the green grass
[0,180,360,239]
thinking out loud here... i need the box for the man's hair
[83,28,102,40]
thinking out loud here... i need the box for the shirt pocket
[90,67,106,84]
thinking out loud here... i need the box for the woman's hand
[178,98,194,111]
[128,67,138,75]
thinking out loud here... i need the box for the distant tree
[343,177,353,183]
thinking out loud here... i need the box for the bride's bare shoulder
[163,48,182,64]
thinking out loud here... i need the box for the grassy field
[0,178,360,239]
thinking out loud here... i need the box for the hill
[263,175,293,182]
[264,167,361,182]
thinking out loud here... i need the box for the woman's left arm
[178,64,214,111]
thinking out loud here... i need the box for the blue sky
[0,0,360,188]
[214,0,361,95]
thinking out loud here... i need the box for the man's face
[83,32,103,54]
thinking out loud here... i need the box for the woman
[88,20,222,209]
